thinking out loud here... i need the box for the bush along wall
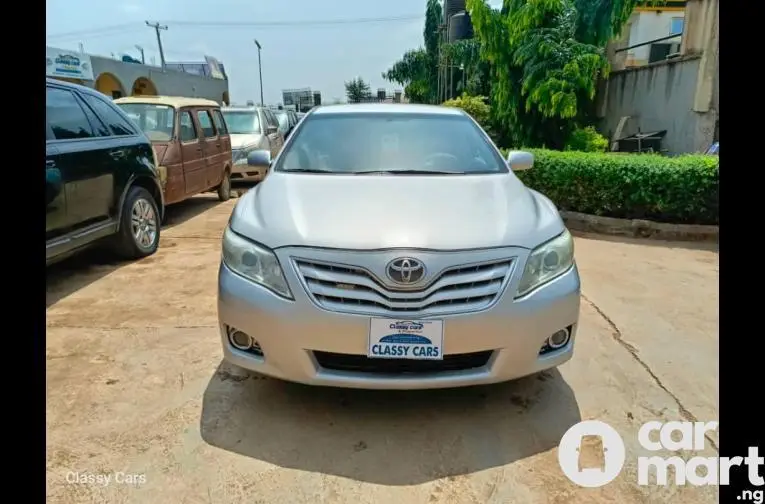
[505,149,719,225]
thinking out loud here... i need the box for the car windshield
[117,103,175,141]
[222,111,261,135]
[274,111,289,130]
[276,112,508,175]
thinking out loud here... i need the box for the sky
[46,0,503,105]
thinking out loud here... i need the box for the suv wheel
[112,186,160,259]
[217,171,232,201]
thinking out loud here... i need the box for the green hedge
[504,149,719,225]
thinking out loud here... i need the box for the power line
[46,24,139,40]
[163,14,424,27]
[46,14,424,41]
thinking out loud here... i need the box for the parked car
[46,78,164,265]
[272,109,292,138]
[221,106,285,182]
[288,110,299,130]
[115,96,233,205]
[217,103,581,389]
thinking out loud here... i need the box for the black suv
[46,78,165,265]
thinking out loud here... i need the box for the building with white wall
[46,45,231,104]
[613,1,687,69]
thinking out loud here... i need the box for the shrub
[442,94,491,131]
[504,149,719,225]
[565,126,609,153]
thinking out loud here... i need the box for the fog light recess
[539,327,571,355]
[227,327,264,357]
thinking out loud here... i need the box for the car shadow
[162,195,226,230]
[46,250,127,308]
[200,362,581,486]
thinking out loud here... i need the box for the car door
[78,91,140,220]
[45,129,67,240]
[179,109,207,195]
[194,108,222,190]
[211,108,232,181]
[263,109,283,158]
[46,85,115,231]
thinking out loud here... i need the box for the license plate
[367,318,444,360]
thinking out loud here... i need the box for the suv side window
[179,111,198,142]
[264,110,277,131]
[80,93,135,136]
[46,87,95,140]
[212,110,228,135]
[196,110,216,138]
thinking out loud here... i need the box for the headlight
[515,229,574,298]
[232,149,246,164]
[222,227,293,299]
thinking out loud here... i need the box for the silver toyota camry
[217,103,581,389]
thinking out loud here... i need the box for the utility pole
[254,39,264,106]
[135,45,145,64]
[78,42,84,54]
[145,21,168,70]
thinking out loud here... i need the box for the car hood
[230,133,265,149]
[230,173,565,250]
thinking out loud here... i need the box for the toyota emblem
[386,257,426,285]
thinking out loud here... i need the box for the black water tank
[313,92,321,106]
[444,0,466,19]
[377,88,386,100]
[448,11,473,42]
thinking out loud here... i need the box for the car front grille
[293,257,514,316]
[313,350,493,374]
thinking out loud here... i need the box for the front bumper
[231,161,265,181]
[217,250,581,390]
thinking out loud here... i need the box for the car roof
[222,106,267,112]
[310,103,464,116]
[114,96,220,108]
[46,78,107,97]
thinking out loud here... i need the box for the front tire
[111,186,160,259]
[217,171,231,201]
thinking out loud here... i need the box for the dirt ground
[46,193,719,504]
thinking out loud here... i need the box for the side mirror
[247,150,272,168]
[507,150,534,171]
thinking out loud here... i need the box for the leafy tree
[467,0,640,148]
[383,49,431,103]
[383,0,443,103]
[344,77,372,103]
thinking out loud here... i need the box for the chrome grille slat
[294,257,514,316]
[306,278,504,308]
[299,263,511,299]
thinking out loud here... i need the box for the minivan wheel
[111,186,160,259]
[218,171,232,201]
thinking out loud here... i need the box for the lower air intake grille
[313,351,493,374]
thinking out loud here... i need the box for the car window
[277,113,507,175]
[222,111,260,134]
[212,110,228,135]
[117,103,174,141]
[78,96,110,137]
[179,111,198,142]
[81,94,135,136]
[196,110,216,138]
[275,112,289,131]
[264,110,278,129]
[46,87,95,140]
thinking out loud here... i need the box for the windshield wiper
[353,170,462,175]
